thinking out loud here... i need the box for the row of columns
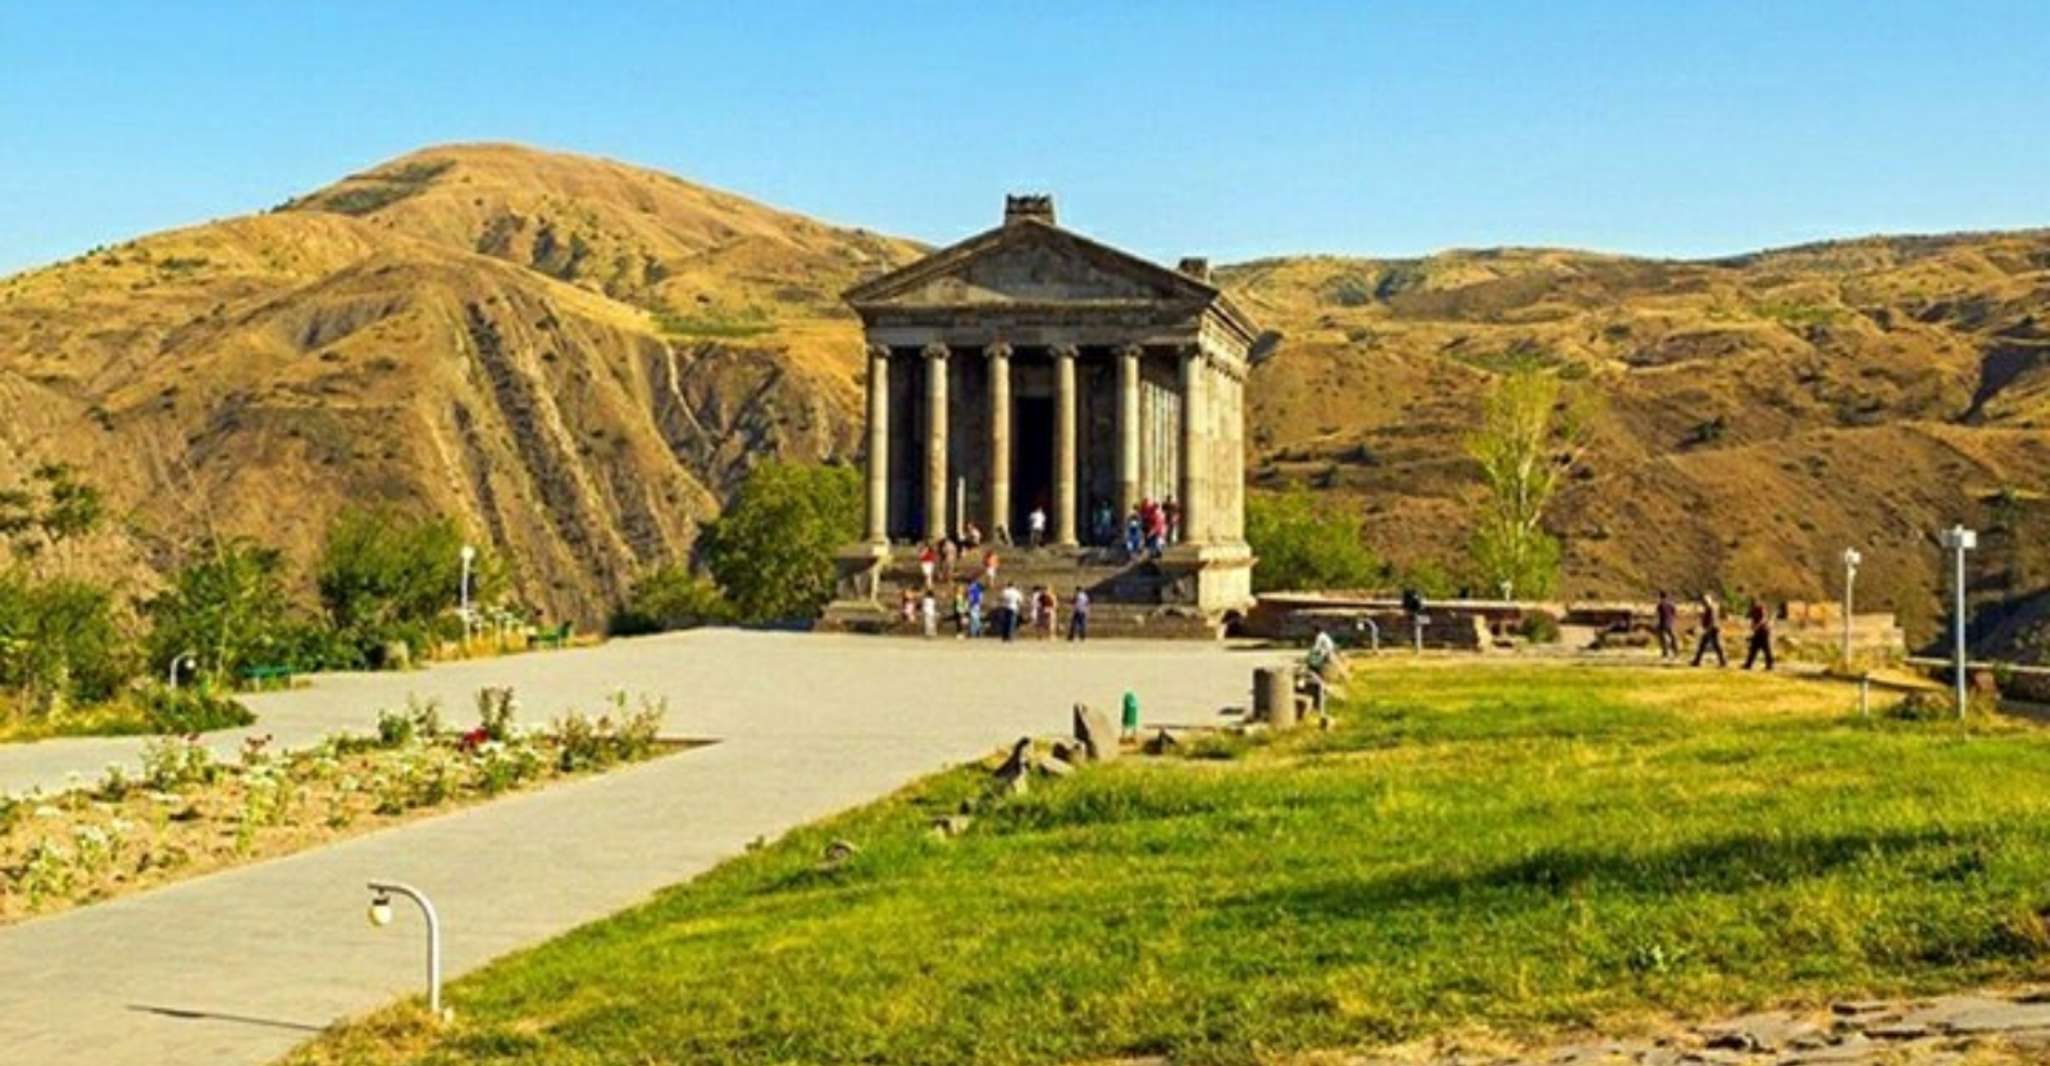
[863,341,1230,548]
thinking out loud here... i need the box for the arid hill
[1,143,2045,650]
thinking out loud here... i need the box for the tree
[698,462,862,623]
[1464,365,1592,600]
[316,507,495,655]
[0,571,129,714]
[145,538,296,686]
[0,462,106,574]
[1245,486,1382,593]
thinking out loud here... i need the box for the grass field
[288,663,2050,1065]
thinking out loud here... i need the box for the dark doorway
[1012,395,1054,540]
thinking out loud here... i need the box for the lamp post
[1839,548,1862,665]
[1939,526,1976,719]
[166,651,196,691]
[458,544,478,638]
[367,880,445,1020]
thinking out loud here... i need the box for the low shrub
[1517,612,1562,644]
[137,686,255,734]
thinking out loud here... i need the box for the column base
[1157,541,1256,615]
[819,541,894,627]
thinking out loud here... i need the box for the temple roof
[845,200,1260,346]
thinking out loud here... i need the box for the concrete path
[0,630,1284,1066]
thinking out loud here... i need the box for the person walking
[1654,590,1680,660]
[1123,509,1144,558]
[939,537,958,583]
[983,548,1000,590]
[950,584,968,639]
[1035,585,1058,640]
[1069,588,1091,641]
[966,577,985,638]
[918,542,937,589]
[1028,504,1047,549]
[1691,593,1728,667]
[919,588,937,639]
[1744,598,1775,671]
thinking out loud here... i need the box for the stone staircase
[827,545,1220,639]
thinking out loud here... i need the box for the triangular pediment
[846,220,1216,309]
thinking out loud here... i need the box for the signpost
[1939,526,1976,719]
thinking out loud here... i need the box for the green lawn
[289,664,2050,1065]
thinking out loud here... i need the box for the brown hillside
[1226,233,2050,647]
[0,145,921,625]
[2,143,2046,652]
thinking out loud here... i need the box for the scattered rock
[992,737,1033,796]
[929,814,972,838]
[1144,728,1183,755]
[1073,703,1119,762]
[1035,756,1073,778]
[1700,1013,1824,1053]
[822,839,858,864]
[1049,739,1084,764]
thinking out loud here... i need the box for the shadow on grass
[1228,825,2003,918]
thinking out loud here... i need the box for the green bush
[1245,486,1381,593]
[1516,612,1562,644]
[137,685,256,734]
[698,462,861,623]
[144,539,299,687]
[613,565,733,635]
[317,507,495,661]
[0,570,131,710]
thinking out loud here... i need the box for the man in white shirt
[1027,505,1047,549]
[1000,583,1025,642]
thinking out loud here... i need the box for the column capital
[921,341,950,361]
[865,341,892,361]
[1116,342,1145,360]
[1050,343,1079,361]
[1175,342,1205,366]
[985,340,1013,360]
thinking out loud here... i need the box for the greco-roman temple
[823,195,1269,636]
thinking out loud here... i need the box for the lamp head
[368,894,394,928]
[460,544,478,563]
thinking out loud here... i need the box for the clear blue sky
[3,2,2046,275]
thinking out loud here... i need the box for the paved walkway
[0,630,1284,1066]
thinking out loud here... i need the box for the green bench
[240,664,294,688]
[532,622,574,649]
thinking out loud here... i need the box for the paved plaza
[0,629,1285,1066]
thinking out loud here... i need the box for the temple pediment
[847,218,1215,310]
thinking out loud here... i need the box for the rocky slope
[2,143,2046,648]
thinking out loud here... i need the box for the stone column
[922,341,949,543]
[1117,342,1141,522]
[864,343,890,544]
[1053,343,1079,547]
[1178,345,1207,544]
[986,341,1012,540]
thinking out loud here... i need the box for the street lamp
[367,880,445,1021]
[459,544,478,637]
[1939,525,1976,719]
[1839,548,1862,665]
[166,651,197,691]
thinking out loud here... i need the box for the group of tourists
[1118,496,1178,558]
[899,577,1091,642]
[1653,589,1775,670]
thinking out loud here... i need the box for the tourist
[918,542,937,588]
[1000,582,1025,641]
[1305,627,1342,715]
[966,577,985,638]
[899,586,916,626]
[983,548,999,588]
[1163,496,1181,544]
[1036,585,1058,639]
[950,583,968,638]
[1092,499,1115,546]
[963,521,983,549]
[1069,588,1091,641]
[1691,593,1727,667]
[920,587,937,639]
[1025,584,1042,630]
[1744,598,1775,671]
[939,537,958,583]
[1654,590,1680,660]
[1028,504,1047,549]
[1144,499,1168,556]
[1123,509,1144,558]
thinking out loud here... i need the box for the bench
[240,664,294,688]
[532,622,574,649]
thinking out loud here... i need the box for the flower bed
[0,687,676,924]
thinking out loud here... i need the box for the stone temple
[823,195,1266,636]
